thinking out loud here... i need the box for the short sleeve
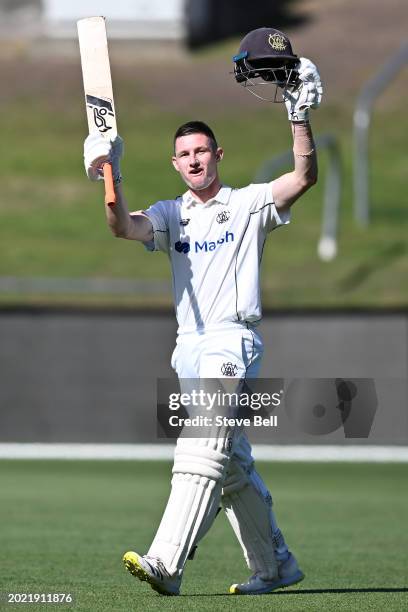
[143,200,170,254]
[244,183,291,233]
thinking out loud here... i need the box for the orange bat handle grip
[103,163,116,207]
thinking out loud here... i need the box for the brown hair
[174,121,218,152]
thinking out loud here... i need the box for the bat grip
[103,163,116,206]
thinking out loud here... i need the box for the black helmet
[233,27,300,99]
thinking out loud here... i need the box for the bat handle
[103,162,116,207]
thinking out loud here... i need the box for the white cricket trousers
[171,322,264,470]
[147,322,288,578]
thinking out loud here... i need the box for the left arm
[271,57,323,213]
[272,120,317,212]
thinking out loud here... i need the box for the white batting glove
[283,57,323,122]
[84,132,124,182]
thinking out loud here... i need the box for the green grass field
[0,47,407,309]
[1,460,407,611]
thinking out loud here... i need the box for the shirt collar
[182,185,232,208]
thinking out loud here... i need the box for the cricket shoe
[123,551,181,596]
[229,552,304,595]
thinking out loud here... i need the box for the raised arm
[272,121,317,212]
[105,182,153,241]
[83,132,153,242]
[272,57,323,212]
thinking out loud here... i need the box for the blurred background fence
[0,308,406,447]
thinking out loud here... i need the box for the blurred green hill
[0,0,406,308]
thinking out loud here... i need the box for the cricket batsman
[83,28,323,596]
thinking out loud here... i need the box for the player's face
[172,133,223,191]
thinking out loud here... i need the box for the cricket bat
[77,16,117,206]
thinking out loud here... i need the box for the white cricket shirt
[144,183,290,333]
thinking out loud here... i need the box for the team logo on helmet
[268,33,287,52]
[221,362,238,377]
[216,211,230,224]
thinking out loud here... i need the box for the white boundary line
[0,443,407,462]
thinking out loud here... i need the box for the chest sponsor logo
[174,231,234,255]
[195,230,234,253]
[174,241,190,253]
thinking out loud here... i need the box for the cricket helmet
[233,27,300,101]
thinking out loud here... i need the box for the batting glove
[283,57,323,122]
[84,132,124,182]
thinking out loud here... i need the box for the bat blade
[77,16,117,138]
[77,16,117,205]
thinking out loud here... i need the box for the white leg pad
[249,468,290,562]
[222,461,281,580]
[147,438,230,576]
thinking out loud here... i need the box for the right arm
[105,182,153,242]
[83,132,153,243]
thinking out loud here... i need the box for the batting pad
[222,461,279,579]
[147,438,230,575]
